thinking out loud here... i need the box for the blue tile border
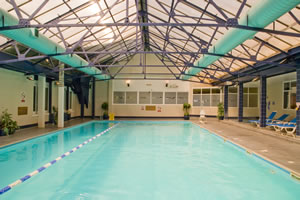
[0,123,119,195]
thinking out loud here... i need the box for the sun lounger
[249,111,277,126]
[273,117,296,134]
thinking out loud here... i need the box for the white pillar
[57,63,64,128]
[38,75,46,128]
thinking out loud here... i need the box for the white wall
[0,68,80,126]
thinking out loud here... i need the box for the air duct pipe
[0,8,109,80]
[183,0,300,80]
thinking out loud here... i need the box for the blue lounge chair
[249,111,277,126]
[273,118,296,134]
[266,114,289,129]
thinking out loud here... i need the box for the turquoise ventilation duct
[183,0,300,80]
[0,8,109,80]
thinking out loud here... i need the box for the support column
[296,67,300,136]
[238,82,243,122]
[57,63,64,128]
[38,75,46,128]
[92,77,96,119]
[224,85,229,119]
[260,76,267,127]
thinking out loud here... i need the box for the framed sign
[18,107,28,115]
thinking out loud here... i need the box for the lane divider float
[0,123,119,195]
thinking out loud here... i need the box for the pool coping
[192,122,300,181]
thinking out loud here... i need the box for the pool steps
[0,123,119,195]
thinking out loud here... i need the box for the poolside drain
[0,123,119,195]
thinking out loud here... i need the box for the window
[152,92,163,104]
[228,87,237,107]
[126,92,137,104]
[33,84,38,113]
[283,81,296,109]
[165,92,176,104]
[45,83,50,111]
[193,88,220,107]
[113,91,125,104]
[243,87,258,108]
[69,91,73,110]
[177,92,188,104]
[139,92,151,104]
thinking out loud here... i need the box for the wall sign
[145,105,156,111]
[18,107,28,115]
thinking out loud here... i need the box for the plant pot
[49,113,55,124]
[218,116,224,120]
[184,115,190,120]
[103,114,109,120]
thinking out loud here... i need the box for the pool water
[1,121,300,200]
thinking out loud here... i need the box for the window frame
[282,80,297,110]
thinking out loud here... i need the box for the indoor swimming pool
[0,121,300,200]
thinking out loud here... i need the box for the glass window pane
[243,94,248,107]
[202,94,210,106]
[228,94,237,107]
[290,92,296,109]
[152,92,163,104]
[249,87,258,93]
[202,88,211,94]
[177,92,188,104]
[193,95,201,106]
[212,88,220,94]
[229,87,237,93]
[139,92,150,104]
[45,88,49,111]
[243,87,248,93]
[113,91,125,104]
[249,94,258,107]
[284,82,290,90]
[211,94,220,106]
[193,89,201,94]
[165,92,176,104]
[291,81,296,88]
[126,92,137,104]
[69,92,72,109]
[283,91,289,109]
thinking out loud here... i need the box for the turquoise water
[1,121,300,199]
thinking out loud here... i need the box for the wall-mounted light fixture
[165,80,169,87]
[55,81,61,85]
[252,76,260,82]
[126,80,131,87]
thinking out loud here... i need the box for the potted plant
[0,109,19,136]
[217,102,224,120]
[101,102,109,120]
[51,106,58,125]
[183,103,191,120]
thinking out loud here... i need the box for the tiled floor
[1,117,300,175]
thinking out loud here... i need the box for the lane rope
[0,123,119,195]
